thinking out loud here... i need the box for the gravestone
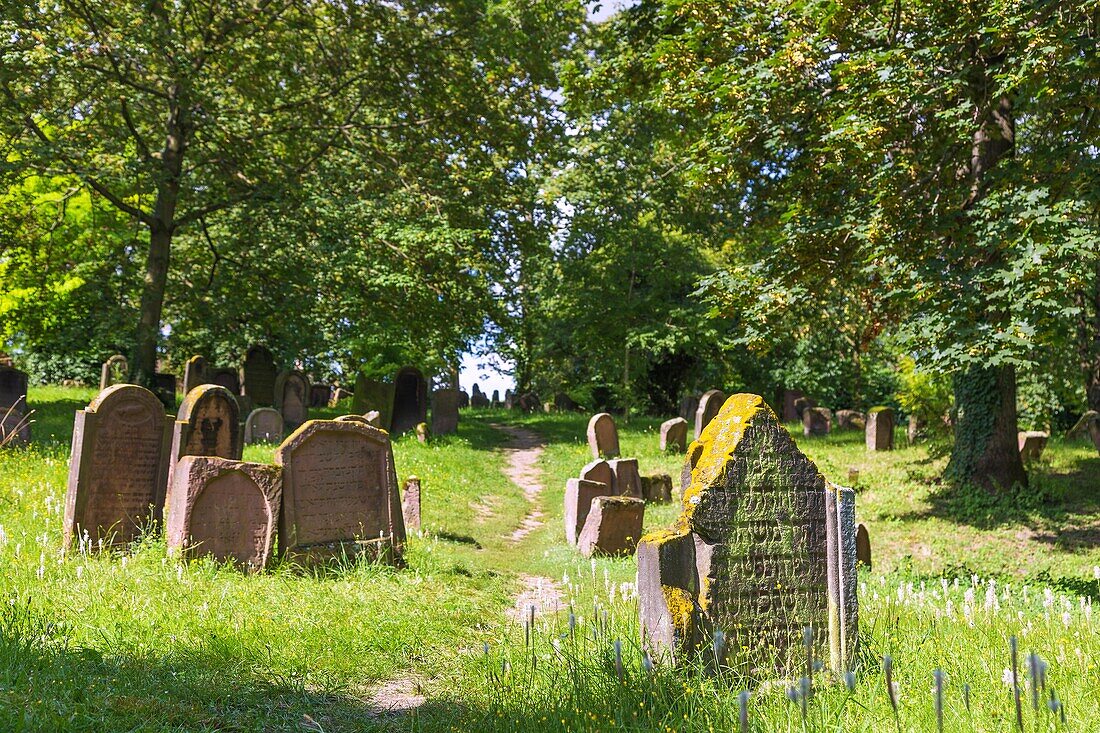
[167,386,243,511]
[310,384,332,408]
[855,523,871,569]
[580,458,613,488]
[660,417,688,452]
[165,456,281,570]
[803,407,832,436]
[608,457,641,498]
[244,407,284,444]
[364,410,382,428]
[402,476,422,532]
[564,478,612,546]
[517,392,541,413]
[470,384,490,408]
[353,373,395,430]
[491,389,500,405]
[577,496,645,558]
[99,354,128,390]
[457,390,469,409]
[679,394,700,423]
[0,365,31,446]
[431,389,460,436]
[391,367,428,435]
[415,422,429,444]
[834,410,865,431]
[865,407,894,450]
[152,372,177,408]
[781,389,805,422]
[554,392,580,412]
[638,393,857,674]
[1017,431,1049,462]
[504,389,514,409]
[63,385,172,550]
[640,473,673,503]
[586,412,620,458]
[275,420,406,565]
[241,345,277,406]
[694,389,727,440]
[793,396,816,419]
[209,367,241,395]
[907,415,924,445]
[274,369,310,431]
[182,355,207,395]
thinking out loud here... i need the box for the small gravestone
[353,373,395,430]
[152,372,177,408]
[781,389,804,422]
[640,473,673,503]
[587,413,620,458]
[865,407,894,450]
[793,395,816,419]
[835,410,865,431]
[209,367,241,395]
[402,476,422,532]
[275,420,405,565]
[182,355,207,395]
[415,422,429,444]
[470,384,490,408]
[167,386,243,510]
[517,392,541,413]
[1018,431,1049,462]
[577,496,645,558]
[244,407,284,444]
[855,523,871,568]
[608,457,641,498]
[99,354,128,390]
[580,458,613,487]
[660,417,688,452]
[241,345,277,406]
[431,389,460,436]
[694,390,727,440]
[165,456,281,570]
[457,390,470,409]
[0,365,31,446]
[310,384,332,408]
[63,385,172,550]
[638,394,857,674]
[679,394,700,423]
[274,369,310,431]
[803,407,832,436]
[564,478,612,546]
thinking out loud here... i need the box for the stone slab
[577,496,645,557]
[564,478,612,546]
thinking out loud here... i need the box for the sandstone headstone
[353,373,395,431]
[834,410,865,431]
[564,478,612,546]
[391,367,428,435]
[640,473,673,503]
[0,365,31,446]
[168,386,243,503]
[638,394,857,674]
[165,456,281,570]
[580,458,613,488]
[402,476,422,532]
[679,394,700,423]
[99,354,128,390]
[470,384,490,408]
[865,407,894,450]
[63,385,172,549]
[855,523,871,569]
[209,367,241,395]
[241,345,277,406]
[181,355,207,395]
[431,389,460,436]
[1018,431,1049,462]
[608,457,642,498]
[660,417,689,452]
[792,395,816,419]
[310,384,332,408]
[274,369,310,430]
[244,407,284,444]
[587,412,620,458]
[275,420,406,565]
[694,389,727,440]
[577,496,645,558]
[803,407,832,437]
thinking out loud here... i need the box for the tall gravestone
[241,345,277,407]
[63,385,172,550]
[865,407,894,450]
[182,355,207,396]
[244,407,284,444]
[209,367,241,395]
[353,373,395,430]
[166,456,282,570]
[99,354,128,390]
[167,385,243,515]
[391,367,428,435]
[275,420,406,565]
[660,417,688,452]
[694,389,727,440]
[274,369,310,431]
[638,393,857,674]
[431,389,460,435]
[0,364,31,445]
[587,413,620,459]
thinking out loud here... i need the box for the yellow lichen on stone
[680,394,768,520]
[662,585,694,637]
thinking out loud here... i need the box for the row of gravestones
[352,367,459,436]
[63,383,406,569]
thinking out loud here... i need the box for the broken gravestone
[660,417,689,453]
[587,412,620,459]
[865,407,894,451]
[694,390,727,440]
[577,496,645,558]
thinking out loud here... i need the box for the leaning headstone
[244,407,284,444]
[640,473,673,503]
[608,457,642,498]
[865,407,894,450]
[309,384,332,408]
[834,410,865,431]
[660,417,688,453]
[241,345,277,406]
[353,373,395,431]
[402,476,422,532]
[564,478,612,546]
[99,354,128,390]
[855,523,871,569]
[694,389,727,440]
[274,369,310,431]
[391,367,428,435]
[181,355,207,395]
[0,365,31,446]
[165,456,281,570]
[431,389,460,436]
[1017,431,1049,462]
[587,413,620,459]
[679,394,700,423]
[167,385,243,509]
[577,496,645,558]
[803,407,832,436]
[638,393,857,674]
[275,420,406,565]
[208,367,241,395]
[63,385,172,550]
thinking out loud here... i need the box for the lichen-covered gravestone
[275,420,406,565]
[167,385,243,512]
[245,407,284,444]
[587,413,620,458]
[578,496,645,558]
[803,407,832,437]
[166,456,281,570]
[63,385,172,550]
[431,389,460,435]
[0,364,30,446]
[694,389,727,440]
[242,345,277,406]
[660,417,689,453]
[638,393,857,674]
[274,369,310,430]
[865,407,894,450]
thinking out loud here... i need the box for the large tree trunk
[947,364,1027,490]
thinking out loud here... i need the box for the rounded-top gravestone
[242,345,277,406]
[694,389,727,440]
[274,369,310,431]
[586,412,620,459]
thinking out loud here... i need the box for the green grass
[1,388,1099,731]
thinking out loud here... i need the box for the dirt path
[492,423,547,543]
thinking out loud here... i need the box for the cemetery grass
[0,388,1095,731]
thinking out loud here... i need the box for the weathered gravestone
[208,367,241,395]
[679,394,700,423]
[431,389,460,436]
[660,417,689,453]
[0,365,31,446]
[391,367,428,435]
[165,456,281,570]
[275,420,406,565]
[241,345,277,406]
[63,385,172,550]
[470,384,490,408]
[152,372,177,408]
[581,458,613,487]
[310,384,332,408]
[1017,431,1049,462]
[587,412,620,459]
[637,394,857,674]
[244,407,284,444]
[402,476,422,532]
[608,457,642,498]
[855,523,871,569]
[457,390,470,409]
[793,396,816,420]
[577,496,645,558]
[353,373,395,430]
[640,473,674,503]
[167,385,243,511]
[781,389,805,423]
[181,355,207,396]
[834,410,865,431]
[694,389,727,440]
[554,392,580,412]
[803,407,832,437]
[274,369,310,431]
[99,355,128,390]
[865,407,894,450]
[564,478,612,546]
